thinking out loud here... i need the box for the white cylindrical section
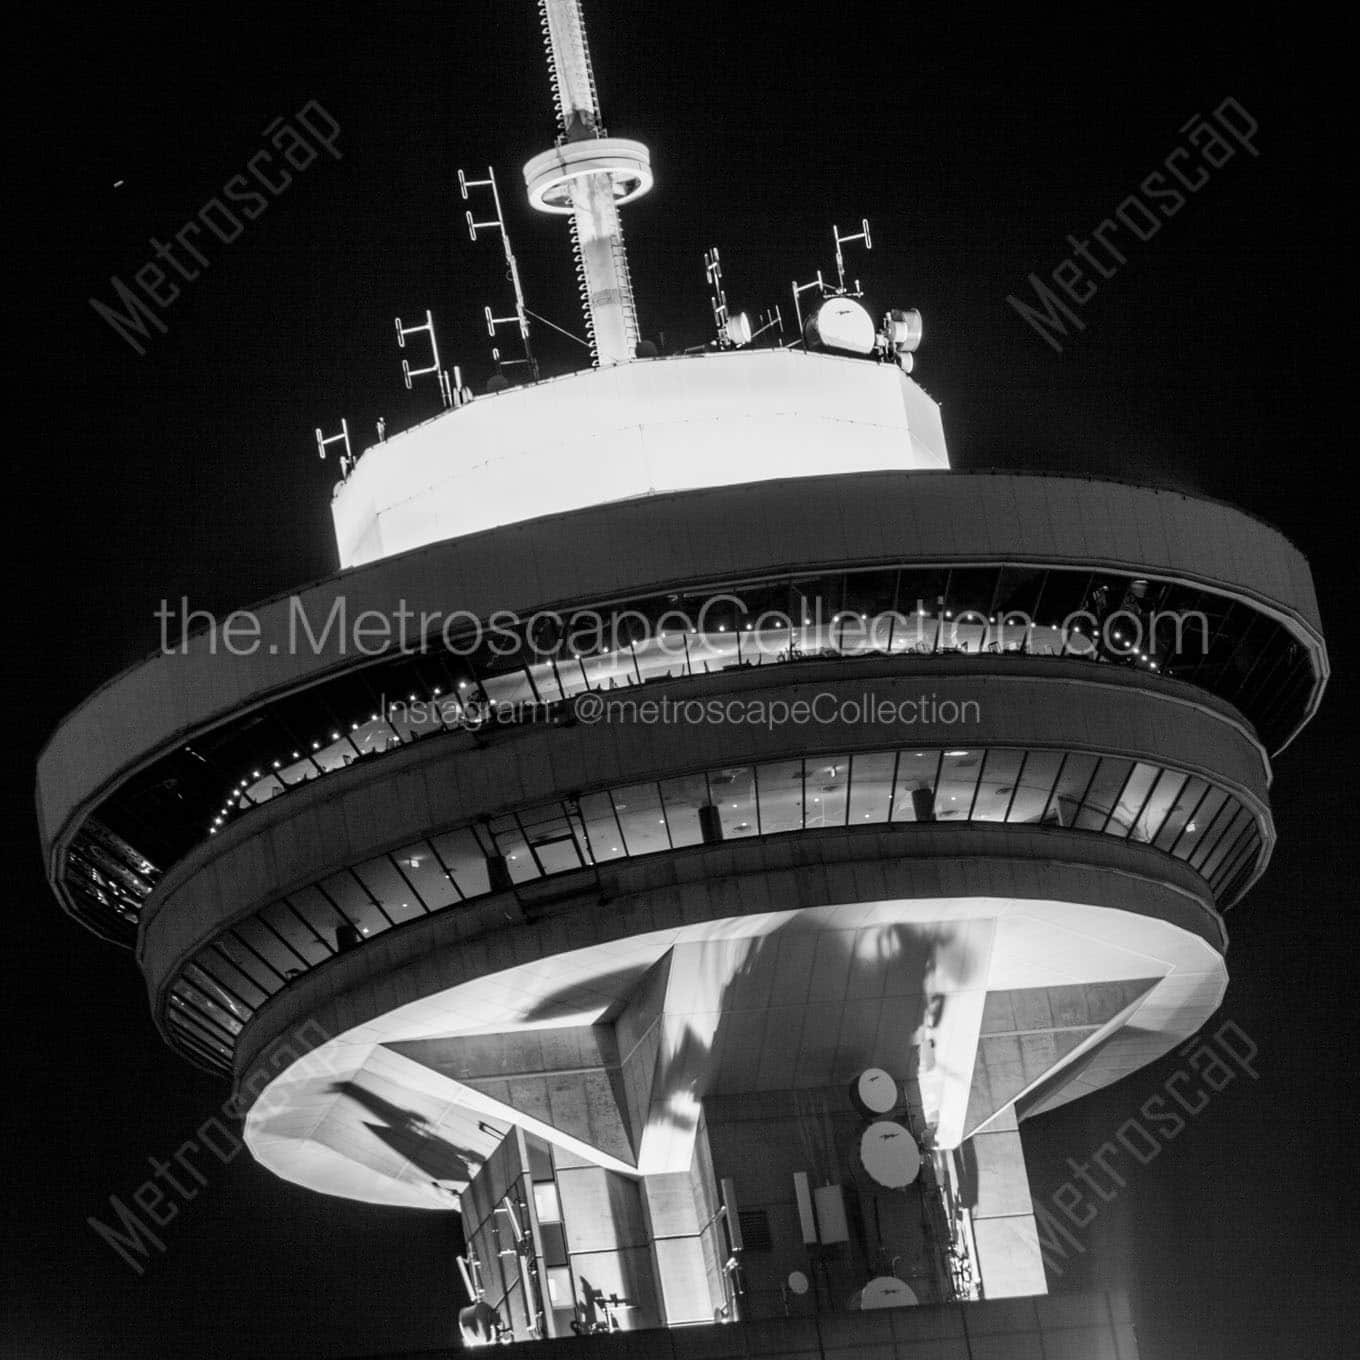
[572,170,639,365]
[541,0,599,134]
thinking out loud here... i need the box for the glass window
[993,568,1046,652]
[200,947,271,1008]
[284,884,350,948]
[579,792,627,861]
[485,814,539,883]
[517,805,589,873]
[210,932,282,994]
[545,1266,574,1310]
[353,856,427,926]
[1045,753,1097,827]
[319,869,392,936]
[936,750,983,820]
[167,1012,232,1064]
[756,760,805,834]
[1197,806,1254,880]
[1006,750,1064,824]
[171,978,243,1036]
[391,841,462,912]
[609,785,671,858]
[805,755,849,827]
[431,827,491,899]
[848,752,896,825]
[1188,799,1248,873]
[942,568,999,654]
[259,899,333,966]
[232,917,306,980]
[971,749,1025,822]
[1152,777,1209,852]
[659,772,712,847]
[1074,758,1133,831]
[710,767,758,838]
[533,1181,562,1224]
[1105,762,1161,839]
[1130,770,1187,845]
[183,960,254,1023]
[164,737,1270,1073]
[893,750,942,822]
[1212,828,1261,897]
[1170,786,1228,860]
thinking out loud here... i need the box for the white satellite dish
[853,1067,898,1115]
[886,307,924,352]
[804,295,877,355]
[859,1120,921,1188]
[724,311,753,347]
[858,1276,919,1309]
[786,1270,810,1296]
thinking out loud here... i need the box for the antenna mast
[523,0,653,366]
[461,166,539,381]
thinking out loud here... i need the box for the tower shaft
[530,0,648,365]
[568,177,640,364]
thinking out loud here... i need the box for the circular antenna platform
[852,1067,898,1115]
[523,138,653,214]
[786,1270,810,1296]
[859,1120,921,1188]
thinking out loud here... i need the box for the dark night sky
[7,3,1355,1357]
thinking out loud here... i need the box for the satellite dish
[858,1277,920,1309]
[804,295,876,355]
[859,1120,921,1188]
[458,1299,502,1346]
[886,308,924,353]
[852,1067,898,1116]
[786,1270,810,1296]
[724,312,753,347]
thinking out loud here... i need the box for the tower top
[523,0,652,366]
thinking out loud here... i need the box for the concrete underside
[244,894,1225,1212]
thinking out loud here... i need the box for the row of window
[63,564,1309,944]
[162,745,1265,1071]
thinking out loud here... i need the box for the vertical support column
[569,175,641,365]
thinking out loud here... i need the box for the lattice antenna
[791,272,827,334]
[705,246,752,348]
[750,305,784,342]
[394,310,455,408]
[314,418,353,476]
[460,166,539,380]
[834,219,872,293]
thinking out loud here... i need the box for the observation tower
[38,3,1327,1355]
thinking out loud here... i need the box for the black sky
[8,3,1356,1357]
